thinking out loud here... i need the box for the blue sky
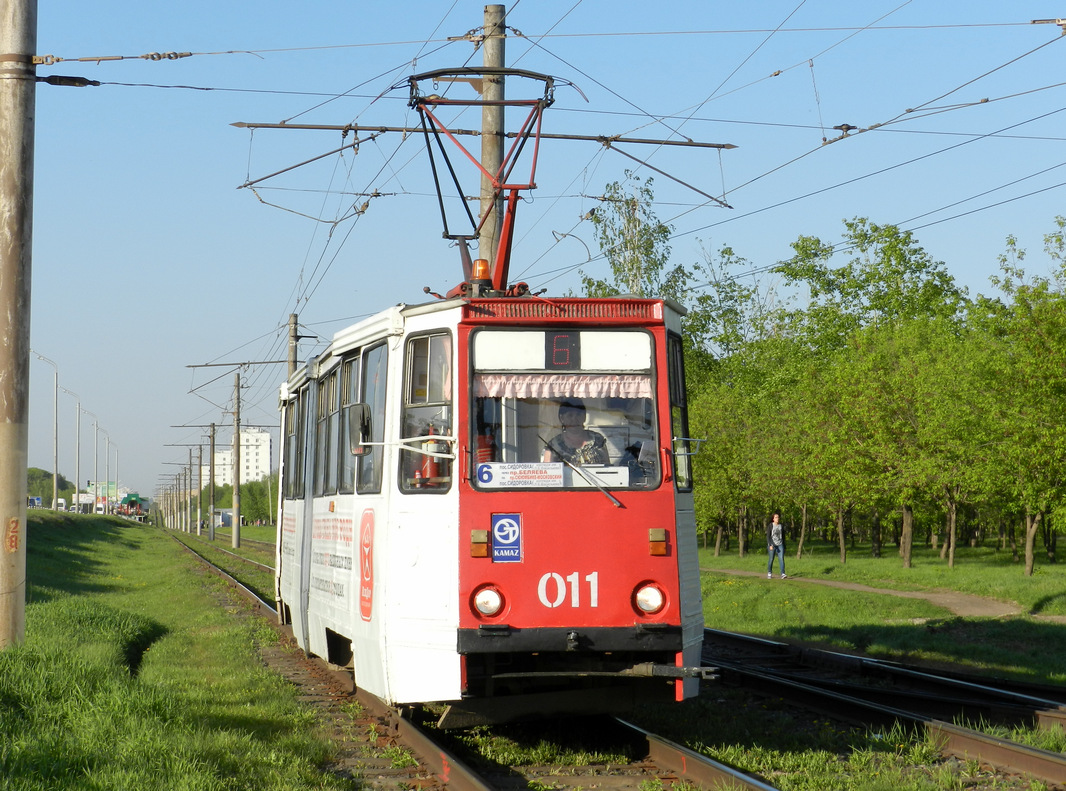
[27,1,1066,496]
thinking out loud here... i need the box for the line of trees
[26,468,74,508]
[585,172,1065,576]
[197,473,278,526]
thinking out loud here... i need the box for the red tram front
[448,296,704,724]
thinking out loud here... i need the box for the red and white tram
[275,292,706,725]
[274,67,706,726]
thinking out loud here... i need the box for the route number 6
[537,571,599,608]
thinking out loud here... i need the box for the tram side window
[283,389,306,499]
[338,357,357,494]
[357,343,388,494]
[314,370,340,496]
[400,332,452,493]
[668,333,692,491]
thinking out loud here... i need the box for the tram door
[384,326,463,702]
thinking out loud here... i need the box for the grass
[698,540,1066,684]
[439,717,632,768]
[631,686,1049,791]
[171,532,276,604]
[619,537,1066,789]
[1,511,354,790]
[698,539,1066,615]
[9,513,1062,790]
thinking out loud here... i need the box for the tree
[768,219,971,565]
[775,218,967,348]
[583,170,680,300]
[27,467,74,508]
[977,219,1066,575]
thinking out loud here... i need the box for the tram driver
[541,398,610,466]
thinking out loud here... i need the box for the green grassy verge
[0,512,353,791]
[633,539,1066,790]
[7,514,1062,791]
[211,523,277,544]
[172,533,276,604]
[699,539,1066,614]
[698,541,1066,683]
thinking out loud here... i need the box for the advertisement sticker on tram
[359,509,374,621]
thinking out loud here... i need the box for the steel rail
[170,531,501,791]
[615,718,780,791]
[386,710,497,791]
[183,537,275,573]
[717,662,1066,786]
[210,531,275,549]
[705,628,1066,732]
[169,532,279,619]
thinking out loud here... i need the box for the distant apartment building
[200,427,273,486]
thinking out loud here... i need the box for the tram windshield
[471,328,660,490]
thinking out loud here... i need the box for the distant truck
[56,498,66,511]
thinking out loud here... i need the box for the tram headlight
[472,586,504,617]
[634,583,665,614]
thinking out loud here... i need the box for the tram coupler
[621,663,719,681]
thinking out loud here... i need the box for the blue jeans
[767,544,785,575]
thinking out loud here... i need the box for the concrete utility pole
[196,445,202,536]
[209,423,216,541]
[187,448,194,534]
[0,0,36,649]
[479,3,506,269]
[288,314,299,377]
[232,373,241,549]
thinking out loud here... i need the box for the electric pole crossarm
[230,126,735,150]
[186,361,287,368]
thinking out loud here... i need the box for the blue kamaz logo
[491,513,522,563]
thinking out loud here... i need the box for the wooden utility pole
[0,0,36,650]
[479,3,506,268]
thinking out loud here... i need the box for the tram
[274,68,707,727]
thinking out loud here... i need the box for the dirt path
[708,568,1066,623]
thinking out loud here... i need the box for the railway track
[210,530,276,550]
[705,629,1066,787]
[172,530,1066,788]
[171,531,782,790]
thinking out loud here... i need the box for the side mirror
[346,403,372,456]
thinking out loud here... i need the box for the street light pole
[104,434,110,515]
[82,410,96,514]
[95,425,107,515]
[60,387,78,511]
[31,351,58,510]
[113,445,118,514]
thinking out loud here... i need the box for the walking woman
[766,513,787,579]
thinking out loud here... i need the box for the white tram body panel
[276,296,705,717]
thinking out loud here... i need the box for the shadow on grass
[26,512,146,603]
[778,618,1066,683]
[705,539,1062,570]
[1031,589,1066,617]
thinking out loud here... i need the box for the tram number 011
[538,571,598,608]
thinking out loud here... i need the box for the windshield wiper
[539,435,623,508]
